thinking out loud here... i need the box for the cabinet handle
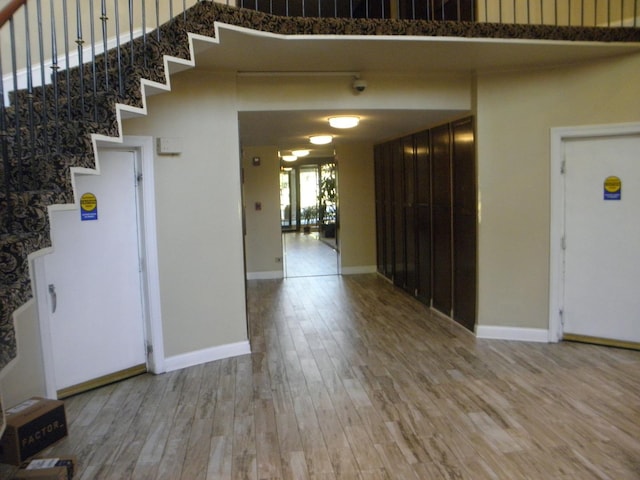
[48,284,57,314]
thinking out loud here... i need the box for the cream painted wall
[475,53,640,330]
[237,72,471,113]
[124,70,248,357]
[335,143,377,273]
[0,302,46,407]
[242,146,284,277]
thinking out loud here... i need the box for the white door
[563,133,640,344]
[45,149,147,394]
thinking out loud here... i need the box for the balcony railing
[237,0,639,26]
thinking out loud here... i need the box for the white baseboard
[246,271,284,280]
[340,265,377,275]
[164,341,251,372]
[475,325,549,343]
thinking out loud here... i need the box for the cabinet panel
[403,135,417,294]
[415,130,431,304]
[452,117,476,331]
[392,140,406,288]
[431,125,453,316]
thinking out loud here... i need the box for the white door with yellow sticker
[563,133,640,344]
[45,149,147,396]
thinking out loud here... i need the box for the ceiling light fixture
[309,135,333,145]
[282,154,297,162]
[292,149,310,157]
[328,116,360,129]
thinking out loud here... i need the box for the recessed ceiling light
[282,155,297,162]
[292,149,310,157]
[328,116,359,129]
[309,135,333,145]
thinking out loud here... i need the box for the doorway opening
[280,160,339,277]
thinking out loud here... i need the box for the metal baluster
[129,0,135,68]
[634,0,638,27]
[142,0,148,69]
[608,0,611,25]
[170,0,174,22]
[76,0,86,118]
[156,0,160,42]
[50,0,61,153]
[36,0,50,161]
[90,0,98,122]
[183,0,187,21]
[349,0,353,18]
[0,31,11,228]
[527,0,531,24]
[114,0,123,97]
[62,0,72,119]
[100,0,109,91]
[9,18,23,193]
[513,0,516,22]
[24,4,36,190]
[540,0,543,24]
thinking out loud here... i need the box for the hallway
[4,275,639,479]
[283,232,338,278]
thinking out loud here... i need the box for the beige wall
[242,146,284,277]
[124,70,248,357]
[475,53,640,330]
[335,143,377,273]
[0,302,46,407]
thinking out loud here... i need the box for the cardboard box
[12,456,76,479]
[0,398,68,465]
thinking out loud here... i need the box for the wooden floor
[284,232,338,278]
[3,275,640,479]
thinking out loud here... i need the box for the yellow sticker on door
[80,192,98,220]
[604,176,621,201]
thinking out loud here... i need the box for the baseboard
[246,271,284,280]
[164,341,251,372]
[475,325,550,343]
[340,265,377,275]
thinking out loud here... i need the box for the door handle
[48,284,57,314]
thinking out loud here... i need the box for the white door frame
[34,135,165,398]
[549,121,640,343]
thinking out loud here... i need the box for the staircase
[1,0,639,396]
[0,0,220,374]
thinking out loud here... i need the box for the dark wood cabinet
[374,116,476,331]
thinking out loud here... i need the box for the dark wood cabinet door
[392,139,406,288]
[415,130,432,304]
[452,117,476,330]
[431,124,452,316]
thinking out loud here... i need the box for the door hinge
[136,173,143,185]
[561,236,566,250]
[146,343,153,356]
[559,309,565,326]
[561,158,566,174]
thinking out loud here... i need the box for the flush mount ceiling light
[291,149,310,157]
[309,135,333,145]
[328,116,360,129]
[282,154,297,162]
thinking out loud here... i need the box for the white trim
[340,265,377,275]
[549,122,640,344]
[476,326,549,343]
[246,271,284,280]
[164,341,251,373]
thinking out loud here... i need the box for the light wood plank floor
[284,232,338,278]
[3,274,640,479]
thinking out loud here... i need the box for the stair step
[0,190,66,236]
[0,151,88,195]
[4,92,121,131]
[0,231,51,287]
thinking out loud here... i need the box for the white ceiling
[190,24,640,156]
